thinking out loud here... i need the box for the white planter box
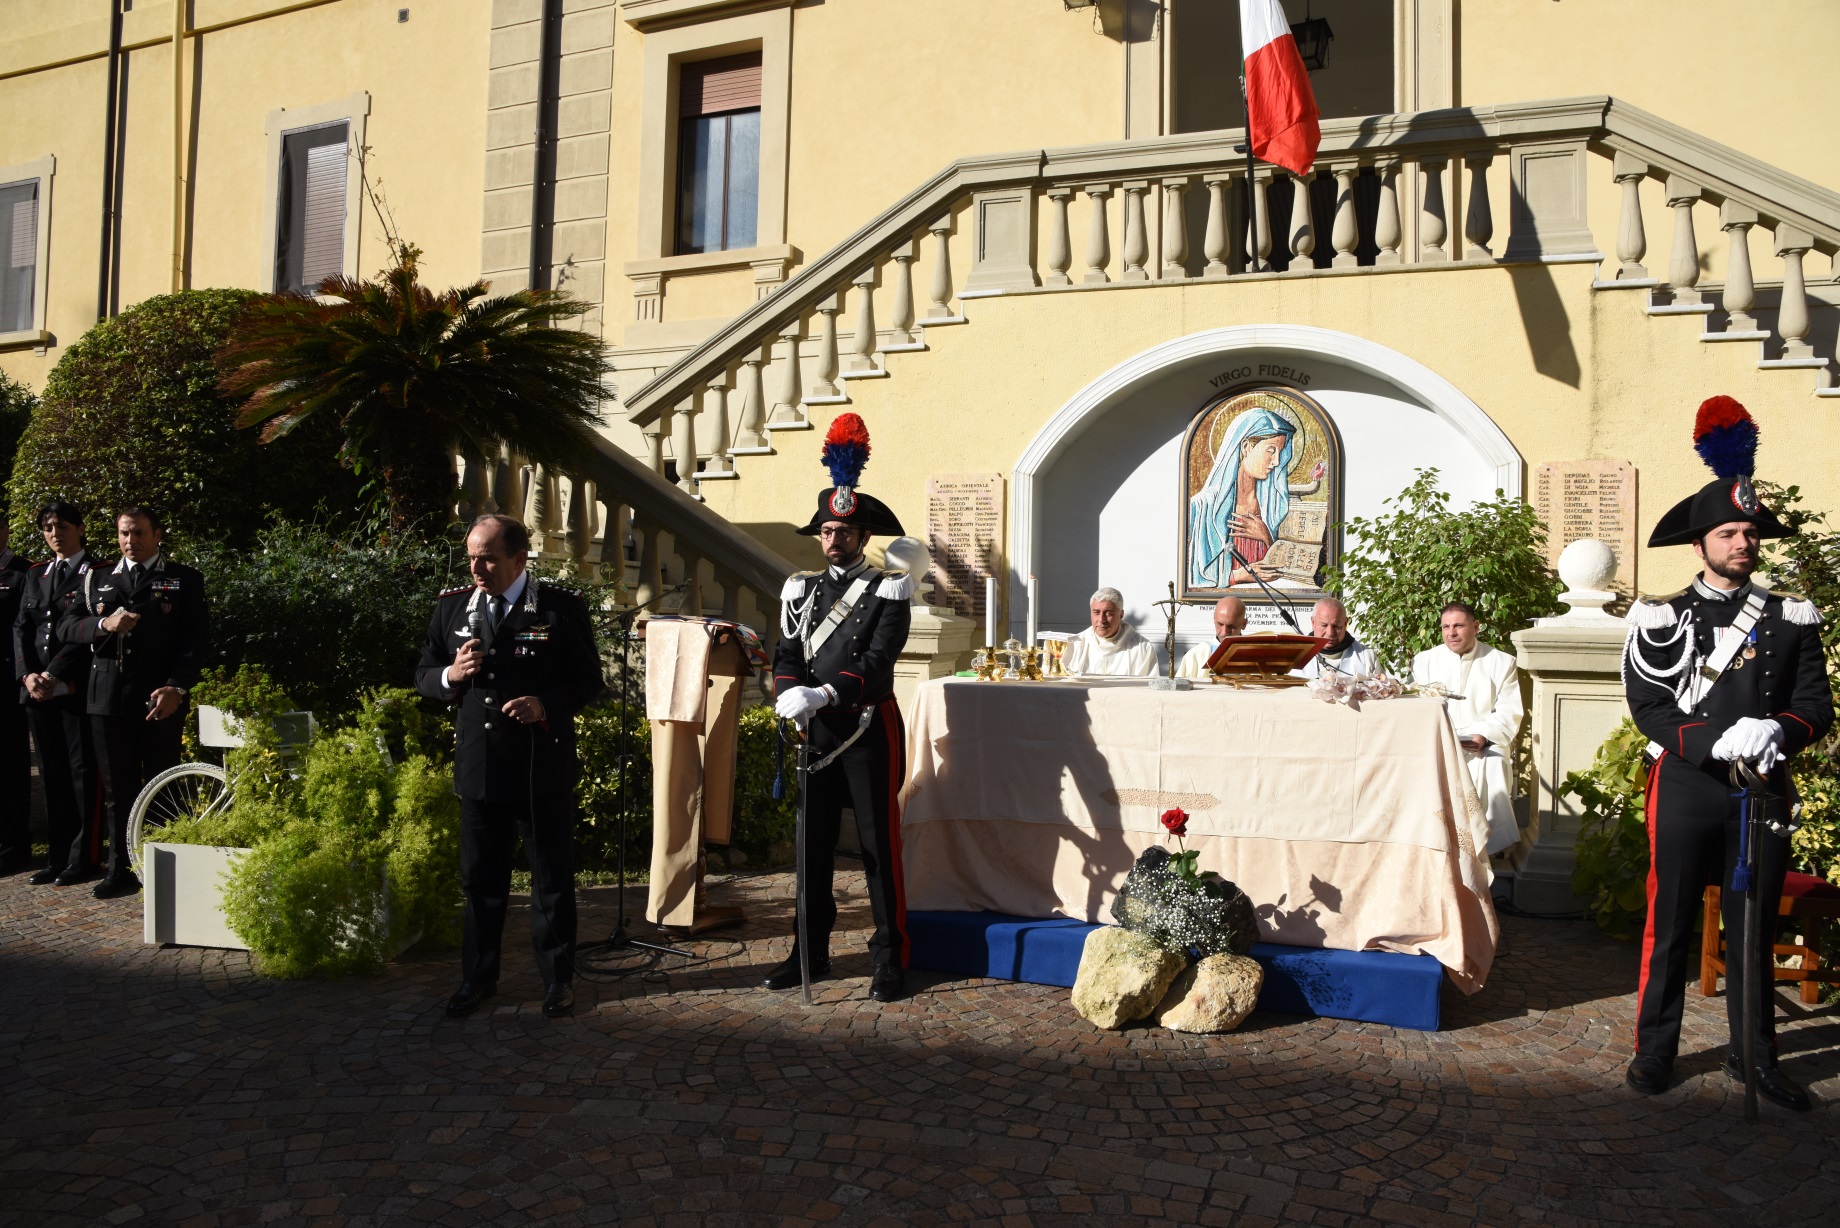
[196,705,317,750]
[142,842,250,950]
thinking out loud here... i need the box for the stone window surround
[259,92,371,294]
[0,154,55,352]
[628,5,792,314]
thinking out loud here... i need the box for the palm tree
[218,243,612,529]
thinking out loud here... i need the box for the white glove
[774,685,830,724]
[1710,717,1782,764]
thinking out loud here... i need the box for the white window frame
[0,154,55,351]
[260,93,371,293]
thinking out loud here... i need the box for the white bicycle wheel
[128,763,231,872]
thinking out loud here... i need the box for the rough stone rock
[1071,927,1188,1029]
[1153,952,1264,1033]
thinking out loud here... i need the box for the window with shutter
[675,52,762,255]
[0,179,38,334]
[274,122,350,293]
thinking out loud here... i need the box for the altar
[898,677,1499,992]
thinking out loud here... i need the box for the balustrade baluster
[1202,176,1230,277]
[888,239,918,344]
[1463,152,1493,260]
[1160,178,1189,280]
[701,379,734,477]
[493,445,526,518]
[642,420,665,477]
[533,465,561,545]
[1719,202,1760,333]
[1083,184,1112,283]
[733,353,770,451]
[926,214,957,313]
[1612,152,1649,279]
[1288,172,1314,266]
[680,551,704,616]
[1775,225,1815,359]
[671,397,700,496]
[809,292,842,399]
[1665,176,1703,304]
[1331,163,1359,267]
[635,521,662,609]
[600,498,630,591]
[844,267,879,372]
[1121,181,1150,281]
[716,568,740,620]
[1374,161,1403,265]
[1249,170,1272,272]
[566,475,594,568]
[1046,189,1074,285]
[460,445,490,519]
[1419,156,1449,262]
[767,321,807,428]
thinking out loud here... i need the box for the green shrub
[0,369,34,520]
[1562,718,1651,938]
[1335,468,1564,673]
[191,514,463,725]
[5,290,362,547]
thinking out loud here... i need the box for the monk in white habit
[1293,598,1379,679]
[1175,596,1248,678]
[1062,587,1159,677]
[1410,602,1524,855]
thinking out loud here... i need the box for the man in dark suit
[416,514,603,1019]
[0,521,32,876]
[768,414,914,1002]
[59,506,209,899]
[14,502,98,885]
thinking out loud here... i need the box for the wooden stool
[1700,872,1840,1004]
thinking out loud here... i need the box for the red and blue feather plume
[1692,395,1758,480]
[821,413,872,489]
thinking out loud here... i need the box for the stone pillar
[881,536,976,727]
[1509,540,1630,914]
[1044,189,1074,286]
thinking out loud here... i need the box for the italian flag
[1241,0,1321,177]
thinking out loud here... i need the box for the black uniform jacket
[1625,581,1833,780]
[13,552,94,709]
[414,579,604,803]
[0,550,28,690]
[773,564,911,746]
[59,556,209,718]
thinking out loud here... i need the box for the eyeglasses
[818,526,861,540]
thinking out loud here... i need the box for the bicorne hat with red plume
[796,413,905,537]
[1647,395,1792,547]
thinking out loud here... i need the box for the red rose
[1160,807,1188,837]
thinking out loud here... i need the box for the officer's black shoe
[1722,1056,1813,1111]
[445,982,496,1018]
[762,952,829,990]
[92,870,141,899]
[1624,1054,1672,1095]
[53,865,99,887]
[28,867,62,885]
[542,983,574,1017]
[868,963,906,1003]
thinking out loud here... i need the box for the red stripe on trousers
[879,696,910,967]
[1633,758,1663,1053]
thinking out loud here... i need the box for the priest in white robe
[1410,602,1525,855]
[1175,596,1248,678]
[1293,598,1380,679]
[1062,587,1159,677]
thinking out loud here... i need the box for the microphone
[1223,544,1347,675]
[467,602,488,646]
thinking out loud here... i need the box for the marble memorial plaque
[925,473,1005,621]
[1533,460,1637,590]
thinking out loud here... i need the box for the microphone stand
[590,580,691,966]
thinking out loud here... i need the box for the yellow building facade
[3,0,1840,638]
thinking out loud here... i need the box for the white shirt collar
[1692,575,1748,602]
[115,552,160,573]
[828,555,869,581]
[490,571,529,609]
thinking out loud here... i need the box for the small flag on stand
[1240,0,1322,177]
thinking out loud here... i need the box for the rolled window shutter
[0,179,36,332]
[9,192,35,269]
[300,138,347,288]
[680,52,762,117]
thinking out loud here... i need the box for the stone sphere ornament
[880,535,935,607]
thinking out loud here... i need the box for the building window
[675,53,761,255]
[0,177,40,333]
[274,122,351,294]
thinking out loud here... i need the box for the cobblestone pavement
[1,868,1835,1228]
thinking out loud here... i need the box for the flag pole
[1240,70,1256,271]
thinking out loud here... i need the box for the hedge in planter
[159,686,461,978]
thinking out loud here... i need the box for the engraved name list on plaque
[923,473,1005,623]
[1532,460,1638,592]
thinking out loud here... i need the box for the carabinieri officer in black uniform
[59,506,208,899]
[1623,397,1833,1110]
[416,514,603,1019]
[0,520,31,876]
[769,413,914,1002]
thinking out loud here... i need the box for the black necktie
[489,595,506,628]
[49,561,63,591]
